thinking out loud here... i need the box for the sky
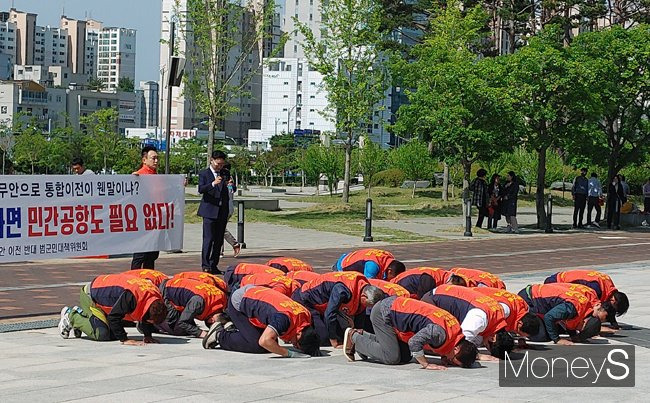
[7,0,162,83]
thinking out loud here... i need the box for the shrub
[371,168,406,187]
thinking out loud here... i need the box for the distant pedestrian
[198,150,230,274]
[619,174,630,198]
[487,174,502,229]
[587,172,603,227]
[131,146,160,270]
[643,178,650,213]
[470,169,489,228]
[572,168,589,228]
[221,177,241,258]
[501,171,519,233]
[71,157,94,175]
[607,175,626,230]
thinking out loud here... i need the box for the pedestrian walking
[587,172,603,227]
[501,171,519,233]
[470,169,489,228]
[131,146,160,270]
[487,174,502,229]
[198,150,231,274]
[643,178,650,213]
[572,168,589,228]
[607,174,627,230]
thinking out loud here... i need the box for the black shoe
[203,267,223,275]
[203,322,224,349]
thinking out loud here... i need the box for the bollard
[464,199,473,237]
[237,200,247,249]
[363,198,373,242]
[545,194,553,233]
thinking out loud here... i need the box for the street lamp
[287,104,297,135]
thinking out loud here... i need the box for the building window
[0,106,6,114]
[82,99,87,106]
[284,81,289,85]
[97,100,102,107]
[283,95,288,98]
[107,101,112,107]
[283,108,288,111]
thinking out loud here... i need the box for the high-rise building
[97,27,136,89]
[139,80,159,128]
[60,16,87,74]
[8,8,36,66]
[282,0,322,59]
[34,26,68,67]
[0,19,17,67]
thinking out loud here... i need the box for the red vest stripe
[450,267,506,289]
[122,269,169,287]
[266,257,314,273]
[172,271,228,293]
[240,272,300,297]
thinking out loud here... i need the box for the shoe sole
[58,307,71,339]
[202,323,222,349]
[343,328,355,362]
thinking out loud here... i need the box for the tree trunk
[367,182,371,199]
[412,181,416,198]
[508,19,516,54]
[31,161,34,175]
[536,146,548,228]
[462,160,471,201]
[316,174,320,196]
[207,120,215,167]
[270,170,274,187]
[342,133,352,203]
[442,162,449,201]
[2,151,5,175]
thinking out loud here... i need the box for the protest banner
[0,175,185,263]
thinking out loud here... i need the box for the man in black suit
[198,150,230,274]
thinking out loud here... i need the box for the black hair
[141,145,157,158]
[298,326,321,356]
[581,167,588,172]
[591,172,598,178]
[579,317,601,341]
[619,174,626,181]
[489,174,500,187]
[601,301,617,319]
[477,168,487,178]
[388,260,406,276]
[613,291,629,316]
[455,339,478,368]
[449,274,468,287]
[71,157,84,166]
[490,330,515,359]
[507,171,516,180]
[211,150,227,160]
[520,313,541,336]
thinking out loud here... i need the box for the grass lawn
[183,186,578,242]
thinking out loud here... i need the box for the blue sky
[7,0,162,83]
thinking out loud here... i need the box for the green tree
[170,138,206,175]
[177,0,284,166]
[13,121,47,174]
[229,146,252,187]
[81,108,122,174]
[390,139,436,197]
[567,25,650,183]
[111,138,142,174]
[117,77,135,92]
[296,0,390,203]
[393,3,518,197]
[0,120,15,174]
[87,77,106,91]
[318,145,346,196]
[298,145,324,194]
[354,137,387,197]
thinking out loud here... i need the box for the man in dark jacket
[607,175,627,230]
[198,150,230,274]
[502,171,519,233]
[572,168,589,228]
[470,169,489,228]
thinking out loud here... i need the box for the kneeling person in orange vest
[266,257,314,273]
[517,283,616,345]
[158,277,227,337]
[202,285,321,358]
[240,272,300,297]
[58,273,167,345]
[449,267,506,289]
[223,263,285,292]
[421,285,514,360]
[342,296,477,369]
[285,270,321,286]
[292,271,385,347]
[122,269,169,287]
[333,248,405,280]
[172,271,228,293]
[391,267,469,299]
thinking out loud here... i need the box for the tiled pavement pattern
[1,232,649,320]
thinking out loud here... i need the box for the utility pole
[164,20,175,174]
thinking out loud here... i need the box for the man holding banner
[131,146,161,270]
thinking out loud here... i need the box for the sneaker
[593,222,600,228]
[233,244,241,258]
[58,306,72,339]
[223,321,236,332]
[202,322,224,349]
[343,328,356,362]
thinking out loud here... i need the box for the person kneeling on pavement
[158,277,227,337]
[342,296,477,369]
[203,285,321,358]
[59,273,167,345]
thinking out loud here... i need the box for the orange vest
[369,278,411,297]
[432,285,507,338]
[300,271,369,316]
[473,287,528,332]
[266,257,314,273]
[240,286,312,342]
[529,283,595,331]
[171,271,228,293]
[555,270,618,301]
[285,270,321,285]
[341,249,395,279]
[91,273,162,322]
[450,267,506,289]
[225,263,285,290]
[164,277,226,320]
[240,272,300,297]
[122,269,169,287]
[391,267,449,298]
[389,297,465,355]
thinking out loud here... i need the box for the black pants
[587,196,601,224]
[201,210,229,272]
[218,304,266,354]
[475,206,489,228]
[131,251,159,269]
[573,194,587,226]
[645,197,650,213]
[607,202,621,229]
